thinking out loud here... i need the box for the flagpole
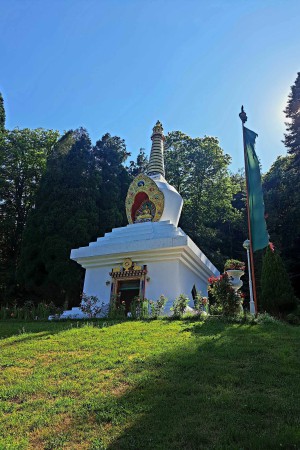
[239,106,258,315]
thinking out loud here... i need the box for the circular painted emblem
[137,180,145,187]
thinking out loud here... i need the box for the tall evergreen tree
[0,93,5,132]
[18,129,100,306]
[0,128,59,301]
[261,246,297,315]
[93,133,131,236]
[19,130,131,306]
[263,155,300,298]
[284,72,300,166]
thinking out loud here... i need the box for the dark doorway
[117,280,140,314]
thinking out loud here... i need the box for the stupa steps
[89,221,185,247]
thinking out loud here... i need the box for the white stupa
[60,121,219,318]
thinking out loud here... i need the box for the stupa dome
[125,121,183,227]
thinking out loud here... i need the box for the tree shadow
[100,321,299,449]
[0,318,123,343]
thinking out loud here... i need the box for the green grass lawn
[0,318,299,450]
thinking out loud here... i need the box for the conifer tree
[260,246,297,316]
[284,72,300,166]
[93,133,131,236]
[0,93,5,132]
[18,129,99,306]
[127,148,148,177]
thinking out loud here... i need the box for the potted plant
[224,259,245,271]
[224,259,245,294]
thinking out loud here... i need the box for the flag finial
[239,105,247,124]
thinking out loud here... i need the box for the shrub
[208,273,241,316]
[172,294,190,318]
[130,296,149,319]
[224,259,245,271]
[149,295,167,318]
[81,293,105,318]
[0,301,63,321]
[285,313,300,325]
[255,312,280,324]
[261,247,297,316]
[193,293,209,314]
[108,295,126,319]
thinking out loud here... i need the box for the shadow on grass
[95,321,298,449]
[0,319,125,341]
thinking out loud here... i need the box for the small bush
[108,295,126,319]
[193,293,209,314]
[149,295,167,319]
[208,273,241,316]
[256,312,280,324]
[171,294,190,318]
[81,293,105,318]
[130,296,149,319]
[224,259,245,271]
[285,313,300,325]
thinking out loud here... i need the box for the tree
[0,93,5,132]
[19,130,131,307]
[0,128,59,301]
[165,131,243,268]
[93,133,131,236]
[261,246,297,316]
[18,129,99,306]
[263,155,300,298]
[127,148,148,178]
[283,72,300,166]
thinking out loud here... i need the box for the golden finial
[152,120,163,134]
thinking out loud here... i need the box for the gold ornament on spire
[152,120,163,135]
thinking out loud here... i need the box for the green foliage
[149,295,167,318]
[171,293,190,318]
[263,155,300,298]
[93,133,131,236]
[285,312,300,325]
[108,295,126,319]
[18,129,99,306]
[130,296,149,319]
[165,131,242,268]
[284,72,300,165]
[80,293,105,318]
[193,293,209,314]
[0,301,61,321]
[261,246,297,315]
[127,148,148,177]
[224,259,245,271]
[0,92,5,132]
[208,273,241,316]
[0,127,59,301]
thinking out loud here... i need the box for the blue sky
[1,0,299,172]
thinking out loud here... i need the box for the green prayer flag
[244,127,269,252]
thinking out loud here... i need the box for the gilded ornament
[125,173,165,224]
[123,258,133,270]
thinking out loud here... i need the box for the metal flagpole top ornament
[239,105,247,124]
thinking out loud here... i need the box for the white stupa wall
[149,173,183,227]
[143,259,208,311]
[80,258,209,315]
